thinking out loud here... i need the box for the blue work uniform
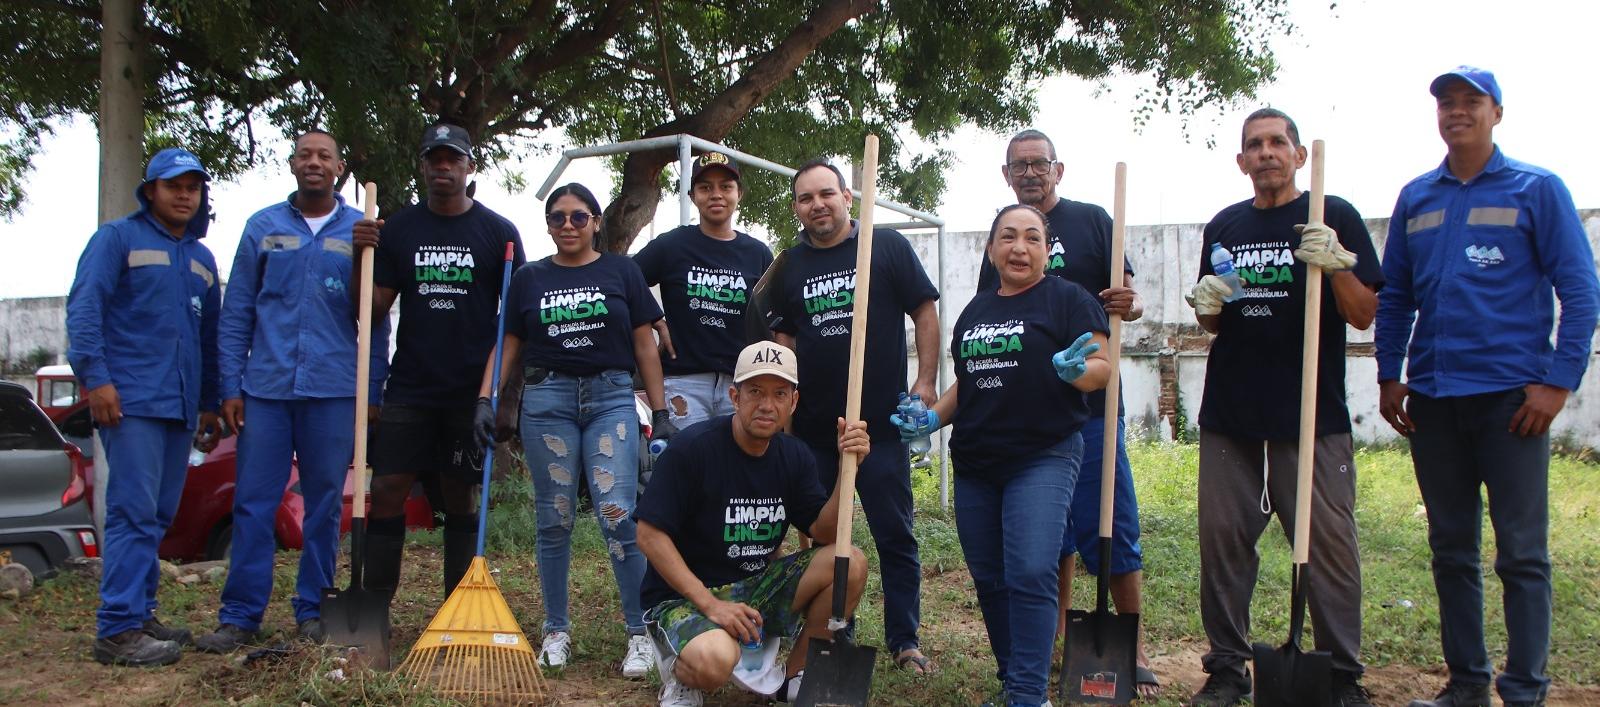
[1376,147,1600,702]
[214,193,389,631]
[67,176,221,640]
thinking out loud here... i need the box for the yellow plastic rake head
[396,556,547,704]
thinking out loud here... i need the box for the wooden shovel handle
[1292,141,1326,564]
[835,135,879,558]
[1098,163,1127,539]
[352,182,377,521]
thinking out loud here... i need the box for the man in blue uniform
[67,147,223,666]
[196,130,389,652]
[1378,67,1600,707]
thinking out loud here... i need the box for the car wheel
[205,519,233,561]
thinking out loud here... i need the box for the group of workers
[63,64,1593,707]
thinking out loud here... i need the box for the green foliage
[2,0,1288,229]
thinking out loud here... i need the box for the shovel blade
[1060,608,1139,704]
[321,586,393,670]
[795,637,877,706]
[1251,640,1332,707]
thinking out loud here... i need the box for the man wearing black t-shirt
[990,128,1155,694]
[635,152,774,430]
[637,341,868,705]
[767,159,940,673]
[351,123,525,599]
[1185,109,1382,707]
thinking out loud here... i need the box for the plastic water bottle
[1209,242,1244,303]
[648,438,669,460]
[905,396,932,458]
[739,628,764,671]
[188,448,207,467]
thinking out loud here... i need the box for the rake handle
[477,241,518,556]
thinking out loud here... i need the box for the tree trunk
[98,0,142,222]
[600,0,874,253]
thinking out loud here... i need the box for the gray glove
[1293,222,1356,271]
[1185,275,1235,316]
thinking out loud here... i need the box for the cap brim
[419,144,472,159]
[1430,72,1490,99]
[693,163,741,183]
[732,369,798,386]
[150,167,211,182]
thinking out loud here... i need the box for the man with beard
[984,129,1157,696]
[353,123,525,601]
[196,130,390,652]
[765,159,940,674]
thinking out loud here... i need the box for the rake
[395,241,546,703]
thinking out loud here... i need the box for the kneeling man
[636,341,868,706]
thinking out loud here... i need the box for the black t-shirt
[976,197,1133,416]
[950,276,1109,479]
[1197,192,1384,440]
[374,201,525,407]
[633,225,774,376]
[768,225,939,446]
[634,416,829,608]
[504,253,662,376]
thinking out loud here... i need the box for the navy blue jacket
[67,182,221,428]
[218,193,389,404]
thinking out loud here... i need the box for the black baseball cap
[419,123,473,159]
[691,151,741,184]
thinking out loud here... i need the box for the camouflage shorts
[646,547,821,656]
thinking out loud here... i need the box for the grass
[0,441,1596,705]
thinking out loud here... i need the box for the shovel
[1061,163,1139,704]
[322,182,393,669]
[795,135,882,707]
[1252,139,1333,707]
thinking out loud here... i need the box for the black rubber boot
[443,524,478,599]
[363,516,407,593]
[94,630,182,667]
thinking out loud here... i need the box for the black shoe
[1502,701,1545,707]
[194,624,258,654]
[141,617,193,646]
[1190,669,1252,707]
[94,630,181,667]
[1333,670,1373,707]
[1407,682,1492,707]
[297,618,325,644]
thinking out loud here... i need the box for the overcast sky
[2,0,1595,299]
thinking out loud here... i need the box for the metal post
[936,223,949,510]
[677,135,693,226]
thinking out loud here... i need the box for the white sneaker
[622,633,655,678]
[538,631,571,668]
[658,663,704,707]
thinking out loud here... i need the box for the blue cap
[1429,66,1501,105]
[143,147,211,183]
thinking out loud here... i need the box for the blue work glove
[1051,332,1101,383]
[890,408,939,443]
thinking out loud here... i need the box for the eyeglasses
[1005,159,1057,177]
[546,210,593,228]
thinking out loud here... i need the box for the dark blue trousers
[1408,388,1551,703]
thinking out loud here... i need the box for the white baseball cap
[733,342,798,385]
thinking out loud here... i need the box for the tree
[0,0,1288,251]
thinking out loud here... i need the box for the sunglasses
[546,210,593,228]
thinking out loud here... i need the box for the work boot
[194,624,258,654]
[1407,682,1492,707]
[362,530,406,593]
[443,527,477,598]
[1189,668,1252,707]
[141,617,193,646]
[1502,701,1546,707]
[1333,669,1373,706]
[297,618,325,644]
[93,630,182,667]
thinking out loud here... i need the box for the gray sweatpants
[1198,429,1364,677]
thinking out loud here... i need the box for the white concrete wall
[906,208,1600,448]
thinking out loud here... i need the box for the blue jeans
[809,438,922,654]
[96,416,191,638]
[956,434,1083,707]
[219,396,353,630]
[1408,389,1551,703]
[1063,416,1144,575]
[662,371,736,430]
[520,369,647,636]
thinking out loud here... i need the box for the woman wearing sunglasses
[479,182,669,676]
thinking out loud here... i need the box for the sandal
[893,647,933,674]
[1135,664,1161,699]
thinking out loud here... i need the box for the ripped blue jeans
[520,369,647,636]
